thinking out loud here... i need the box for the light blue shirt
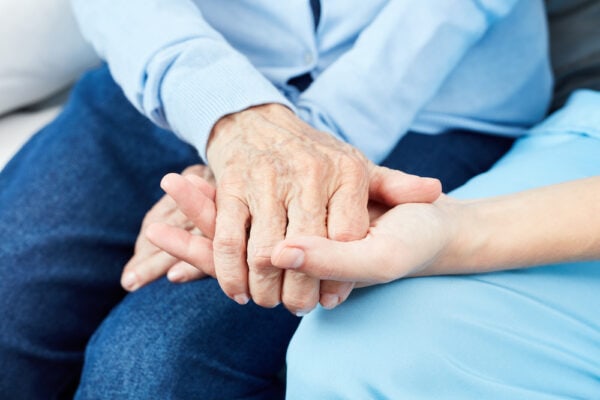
[71,0,552,163]
[530,89,600,141]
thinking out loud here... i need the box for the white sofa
[0,101,63,167]
[0,0,99,168]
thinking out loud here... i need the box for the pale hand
[205,103,441,314]
[148,170,442,311]
[271,195,458,285]
[120,165,216,292]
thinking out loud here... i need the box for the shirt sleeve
[297,0,520,163]
[70,0,293,161]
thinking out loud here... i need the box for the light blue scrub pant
[286,130,600,399]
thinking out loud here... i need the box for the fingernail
[234,294,250,305]
[121,272,139,291]
[167,268,185,282]
[320,294,340,310]
[276,247,305,269]
[160,174,176,191]
[295,310,310,317]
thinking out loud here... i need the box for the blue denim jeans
[0,65,513,399]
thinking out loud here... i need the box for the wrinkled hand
[205,103,441,314]
[148,169,442,311]
[271,195,460,285]
[120,165,216,292]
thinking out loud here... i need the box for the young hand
[271,196,458,285]
[147,169,442,312]
[120,165,216,292]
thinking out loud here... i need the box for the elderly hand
[271,195,460,285]
[147,168,442,312]
[120,165,216,292]
[205,103,441,314]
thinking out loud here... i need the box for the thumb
[369,166,442,206]
[271,236,394,284]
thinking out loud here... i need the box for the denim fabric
[0,65,512,399]
[0,65,200,398]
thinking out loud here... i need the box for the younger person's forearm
[431,177,600,274]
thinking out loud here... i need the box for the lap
[289,263,600,399]
[287,132,600,399]
[0,65,516,398]
[0,65,200,397]
[76,277,298,400]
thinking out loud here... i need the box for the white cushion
[0,0,100,115]
[0,104,63,168]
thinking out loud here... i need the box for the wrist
[425,197,480,274]
[208,103,293,150]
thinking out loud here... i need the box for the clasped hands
[122,104,444,315]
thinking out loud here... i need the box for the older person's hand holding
[129,166,441,314]
[207,103,444,313]
[121,103,442,314]
[120,165,217,291]
[205,103,373,313]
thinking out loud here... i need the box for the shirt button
[303,52,314,65]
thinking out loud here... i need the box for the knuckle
[218,173,246,193]
[249,268,281,290]
[339,156,368,181]
[302,164,325,183]
[247,164,277,185]
[247,242,277,270]
[215,266,239,284]
[213,236,244,257]
[247,253,272,270]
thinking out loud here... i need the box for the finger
[281,194,327,316]
[181,173,216,201]
[167,260,208,282]
[213,193,251,304]
[272,236,395,284]
[320,179,370,309]
[318,280,355,310]
[146,222,215,277]
[246,196,287,308]
[121,250,179,292]
[281,270,320,316]
[181,163,216,187]
[161,173,216,238]
[369,166,442,206]
[327,181,370,242]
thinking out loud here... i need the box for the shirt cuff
[161,52,294,162]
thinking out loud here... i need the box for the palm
[366,201,449,281]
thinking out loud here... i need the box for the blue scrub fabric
[286,129,600,399]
